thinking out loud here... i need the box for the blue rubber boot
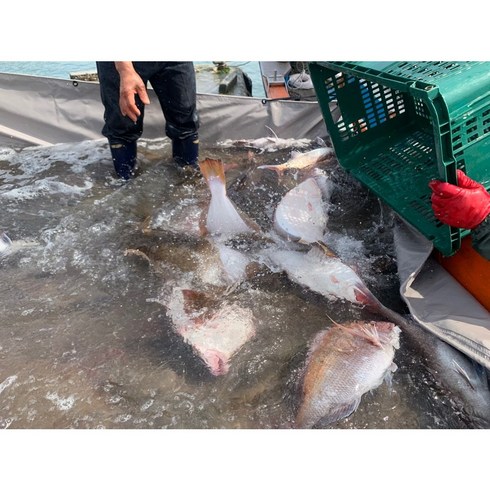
[172,136,200,178]
[109,141,137,180]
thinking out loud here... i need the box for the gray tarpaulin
[0,73,326,146]
[395,220,490,369]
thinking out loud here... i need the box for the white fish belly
[206,180,253,236]
[165,288,256,375]
[266,249,362,304]
[274,178,327,243]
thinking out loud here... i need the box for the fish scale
[295,321,400,429]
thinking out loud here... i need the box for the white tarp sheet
[0,73,326,146]
[395,220,490,369]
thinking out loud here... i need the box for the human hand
[115,62,150,122]
[429,169,490,229]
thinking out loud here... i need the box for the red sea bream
[295,320,400,428]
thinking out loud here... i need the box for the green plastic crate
[309,61,490,256]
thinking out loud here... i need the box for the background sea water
[0,61,266,97]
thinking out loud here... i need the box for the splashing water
[0,136,483,429]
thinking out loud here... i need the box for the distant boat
[259,61,317,101]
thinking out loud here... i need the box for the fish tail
[265,125,279,139]
[199,158,226,184]
[367,297,414,333]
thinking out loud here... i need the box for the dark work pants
[96,61,199,149]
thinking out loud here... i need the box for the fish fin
[199,208,209,237]
[0,232,13,258]
[290,150,302,159]
[265,125,279,140]
[124,248,152,265]
[353,285,379,307]
[346,322,383,348]
[451,359,483,391]
[312,399,361,428]
[223,281,240,296]
[314,136,327,147]
[257,164,283,174]
[324,313,343,329]
[140,215,153,234]
[313,241,337,257]
[383,363,398,391]
[199,158,226,184]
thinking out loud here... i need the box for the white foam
[0,148,16,159]
[325,231,366,262]
[0,375,18,395]
[0,177,93,201]
[138,137,171,151]
[217,137,312,152]
[140,399,154,411]
[152,198,203,236]
[45,392,75,411]
[2,139,107,177]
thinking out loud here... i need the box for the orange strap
[434,236,490,311]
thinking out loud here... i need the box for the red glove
[429,170,490,229]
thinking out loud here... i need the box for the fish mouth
[354,290,368,304]
[200,349,230,376]
[354,286,375,305]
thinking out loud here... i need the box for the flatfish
[165,288,256,376]
[199,158,262,238]
[263,245,375,306]
[273,177,329,244]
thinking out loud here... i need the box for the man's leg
[149,62,200,170]
[96,62,146,180]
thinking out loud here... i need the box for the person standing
[96,61,200,180]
